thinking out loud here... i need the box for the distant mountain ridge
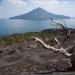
[10,7,70,19]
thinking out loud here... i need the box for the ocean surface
[0,19,75,35]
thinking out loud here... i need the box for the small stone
[9,66,12,69]
[6,67,9,71]
[17,70,20,72]
[34,68,37,71]
[23,69,26,72]
[12,69,16,72]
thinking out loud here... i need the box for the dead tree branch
[33,37,73,57]
[50,21,71,39]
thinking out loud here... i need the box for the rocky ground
[0,31,75,75]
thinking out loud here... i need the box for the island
[10,7,70,20]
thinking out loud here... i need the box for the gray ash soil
[0,34,75,75]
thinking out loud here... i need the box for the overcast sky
[0,0,75,18]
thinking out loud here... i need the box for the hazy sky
[0,0,75,18]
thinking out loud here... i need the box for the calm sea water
[0,19,75,35]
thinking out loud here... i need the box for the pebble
[23,69,26,72]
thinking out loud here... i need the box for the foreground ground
[0,29,75,75]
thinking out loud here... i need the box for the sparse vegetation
[0,28,74,47]
[0,31,58,47]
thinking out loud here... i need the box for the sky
[0,0,75,18]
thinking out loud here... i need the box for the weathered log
[33,36,75,70]
[33,37,72,57]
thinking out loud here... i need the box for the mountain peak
[10,7,70,19]
[30,7,49,14]
[34,7,45,11]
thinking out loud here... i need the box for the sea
[0,19,75,35]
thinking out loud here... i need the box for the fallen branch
[33,37,73,57]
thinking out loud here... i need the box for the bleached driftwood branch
[50,21,72,39]
[33,37,73,57]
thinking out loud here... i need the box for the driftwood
[50,21,71,39]
[33,37,73,57]
[32,36,75,70]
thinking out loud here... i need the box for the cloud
[0,0,6,5]
[57,0,74,3]
[0,0,75,18]
[0,0,3,4]
[7,0,26,4]
[0,0,32,18]
[29,0,75,17]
